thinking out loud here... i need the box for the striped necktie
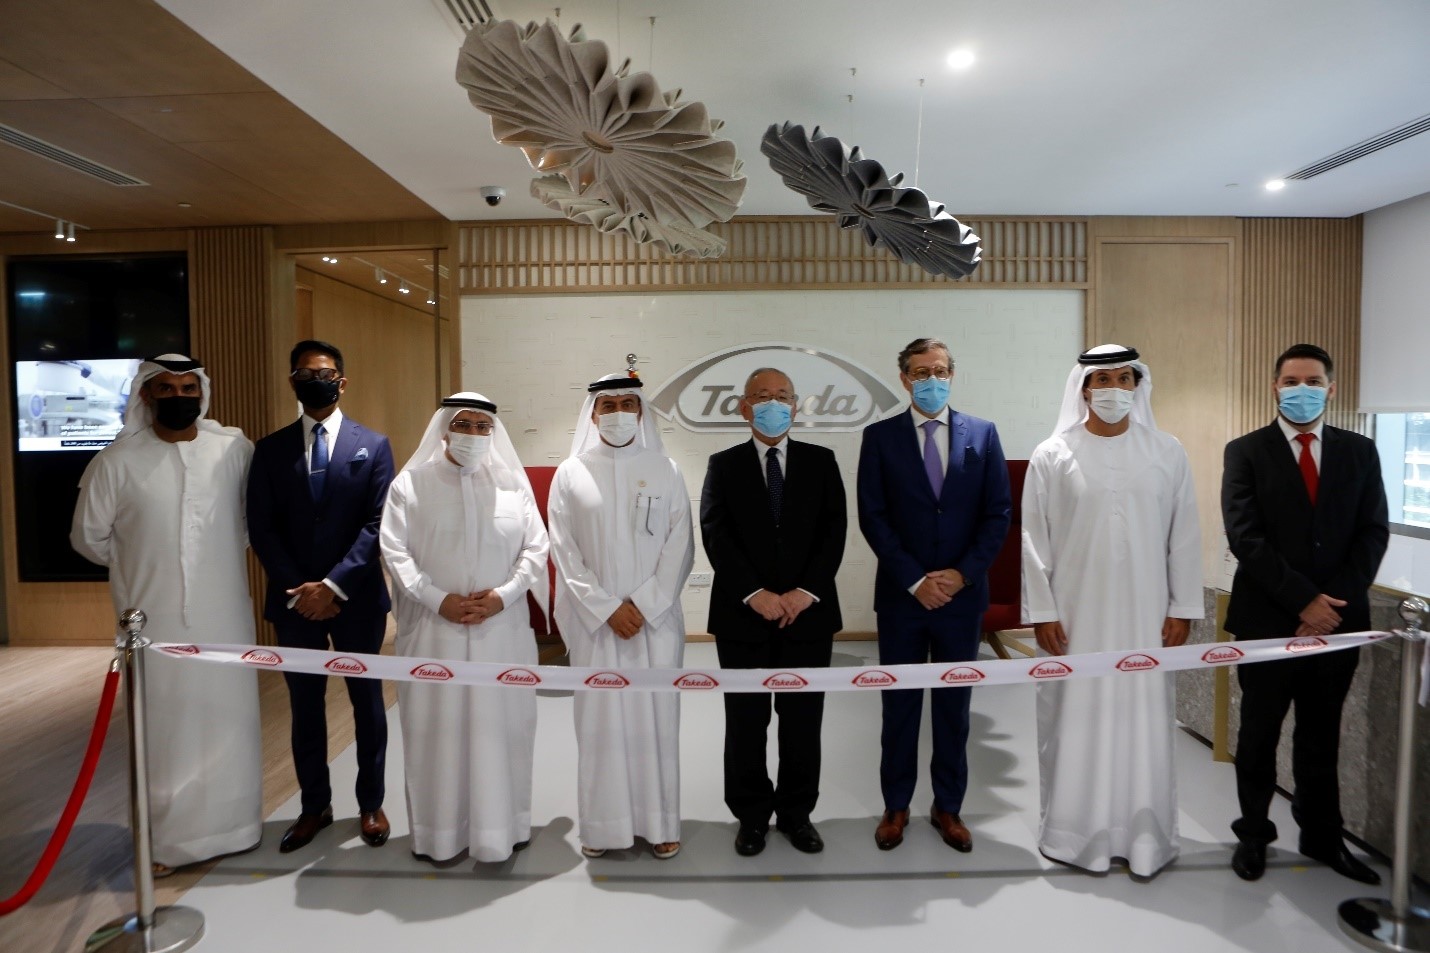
[766,446,784,525]
[310,422,328,500]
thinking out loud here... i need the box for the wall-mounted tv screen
[7,254,189,581]
[15,359,141,450]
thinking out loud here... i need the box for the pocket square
[354,447,369,461]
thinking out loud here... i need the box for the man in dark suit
[247,340,396,852]
[701,367,847,856]
[1222,343,1388,884]
[857,337,1011,852]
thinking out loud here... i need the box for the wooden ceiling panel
[0,0,266,98]
[0,58,72,100]
[93,91,313,145]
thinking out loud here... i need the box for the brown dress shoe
[875,809,910,850]
[279,806,334,853]
[360,809,390,847]
[930,804,972,852]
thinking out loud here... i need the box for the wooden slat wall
[458,216,1088,293]
[191,225,275,643]
[1235,217,1365,435]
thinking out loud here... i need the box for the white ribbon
[149,631,1389,693]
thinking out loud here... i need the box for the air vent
[0,123,148,186]
[435,0,495,33]
[1287,113,1430,181]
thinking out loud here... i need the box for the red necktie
[1295,432,1318,505]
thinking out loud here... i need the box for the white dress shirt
[292,404,348,603]
[743,434,817,605]
[908,406,951,595]
[1277,415,1323,471]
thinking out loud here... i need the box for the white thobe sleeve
[629,476,695,624]
[1165,447,1205,619]
[493,489,549,610]
[1020,451,1060,625]
[548,468,624,631]
[379,474,448,616]
[71,455,117,567]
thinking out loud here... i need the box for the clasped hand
[439,590,504,626]
[749,589,816,628]
[1297,593,1346,637]
[914,569,965,610]
[287,581,340,621]
[606,600,646,639]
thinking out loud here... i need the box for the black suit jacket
[247,416,395,623]
[700,439,847,642]
[1222,421,1388,638]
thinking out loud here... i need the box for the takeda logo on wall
[648,343,905,432]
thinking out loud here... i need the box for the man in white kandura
[380,393,549,864]
[71,354,262,876]
[548,372,695,860]
[1021,344,1203,878]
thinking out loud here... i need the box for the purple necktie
[922,419,943,496]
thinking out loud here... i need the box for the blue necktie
[310,422,328,500]
[766,446,784,525]
[922,419,943,496]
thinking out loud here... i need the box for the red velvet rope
[0,665,121,916]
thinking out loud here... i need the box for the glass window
[1376,413,1430,530]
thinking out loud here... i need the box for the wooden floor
[0,641,397,953]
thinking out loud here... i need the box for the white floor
[182,642,1387,953]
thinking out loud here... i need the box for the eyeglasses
[744,391,798,405]
[907,366,953,382]
[449,420,494,435]
[290,368,341,383]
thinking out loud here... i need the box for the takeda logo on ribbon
[241,649,282,666]
[585,672,631,689]
[852,670,897,687]
[1287,636,1329,652]
[411,662,454,681]
[497,668,541,686]
[763,672,810,690]
[161,644,200,656]
[1030,660,1072,679]
[1115,654,1159,672]
[674,672,719,690]
[325,656,368,675]
[941,666,987,684]
[1202,645,1244,664]
[648,343,904,432]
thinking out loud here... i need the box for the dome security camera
[480,185,506,207]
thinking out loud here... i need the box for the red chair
[523,466,563,655]
[982,459,1030,659]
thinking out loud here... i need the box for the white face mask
[446,432,492,468]
[597,411,640,447]
[1088,387,1135,425]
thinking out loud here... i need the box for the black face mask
[153,395,202,431]
[293,378,341,410]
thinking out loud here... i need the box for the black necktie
[310,422,328,500]
[766,446,783,525]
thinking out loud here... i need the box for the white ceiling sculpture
[456,18,746,253]
[530,175,728,258]
[761,122,981,280]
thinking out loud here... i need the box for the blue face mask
[1278,384,1328,425]
[751,400,792,439]
[911,377,950,416]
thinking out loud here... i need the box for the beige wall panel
[273,221,451,255]
[299,269,437,467]
[1093,240,1233,585]
[1234,217,1363,436]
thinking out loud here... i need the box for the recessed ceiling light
[946,48,976,70]
[177,202,191,208]
[1264,179,1286,192]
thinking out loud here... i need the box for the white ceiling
[154,0,1430,223]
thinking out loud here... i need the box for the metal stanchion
[86,609,205,953]
[1340,596,1430,953]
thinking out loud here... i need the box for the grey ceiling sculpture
[456,19,745,257]
[760,122,981,280]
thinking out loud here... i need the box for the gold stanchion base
[85,904,205,953]
[1340,898,1430,953]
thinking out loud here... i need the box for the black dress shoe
[735,824,769,856]
[777,820,824,854]
[279,806,334,854]
[360,809,390,847]
[1232,841,1266,881]
[1301,843,1381,885]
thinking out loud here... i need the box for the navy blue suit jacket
[857,408,1012,616]
[247,415,394,623]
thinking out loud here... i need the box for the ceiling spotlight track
[0,197,87,241]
